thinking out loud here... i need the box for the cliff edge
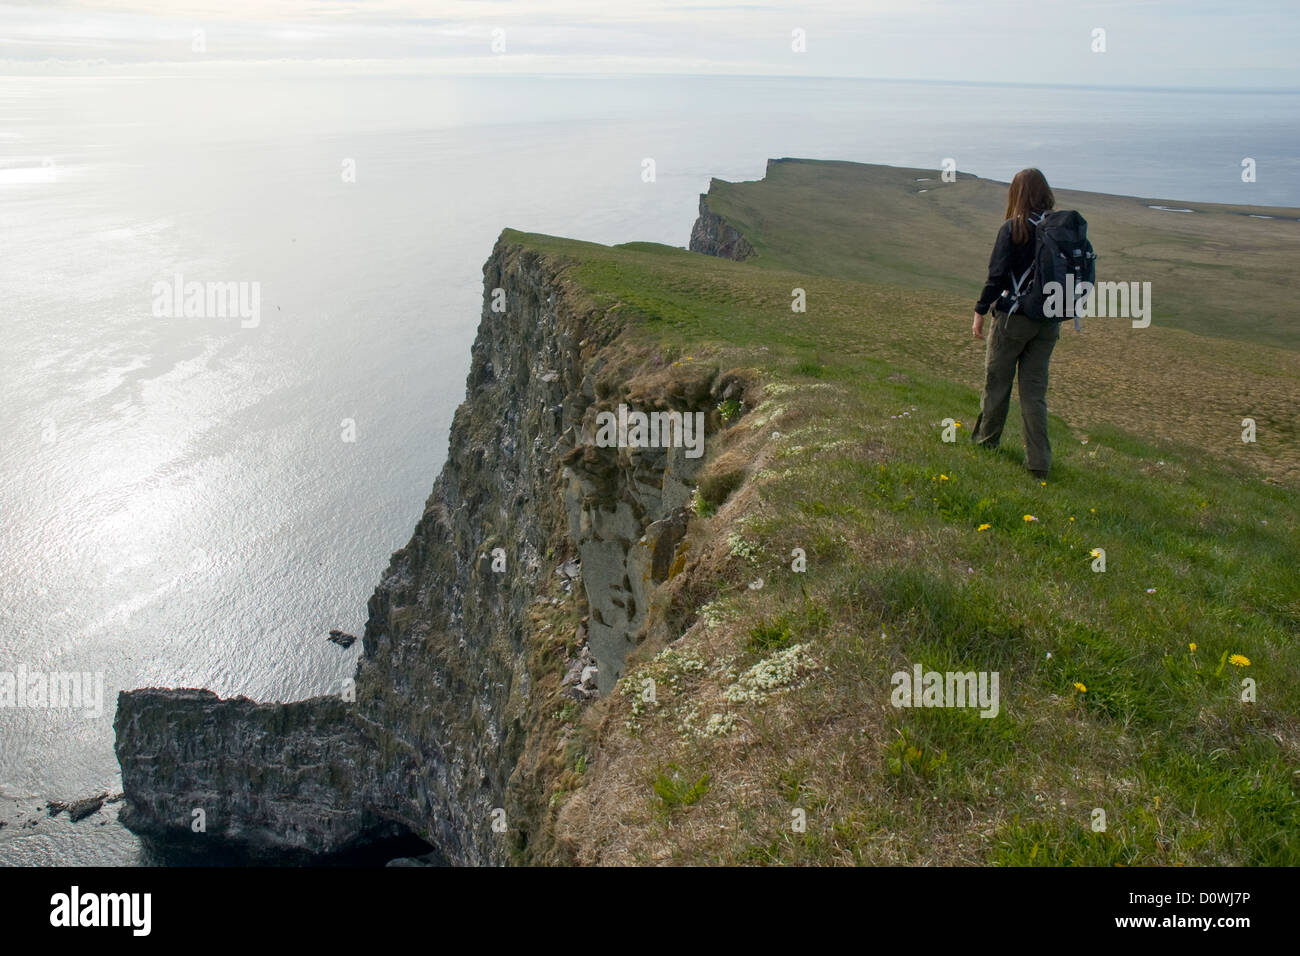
[688,187,756,261]
[114,232,750,864]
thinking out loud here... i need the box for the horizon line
[1,64,1298,95]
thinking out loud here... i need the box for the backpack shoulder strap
[1011,213,1045,295]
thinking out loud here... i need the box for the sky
[1,0,1298,88]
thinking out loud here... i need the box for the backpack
[1001,210,1097,327]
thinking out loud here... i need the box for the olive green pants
[971,310,1060,473]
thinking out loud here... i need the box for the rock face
[688,189,755,261]
[113,233,723,865]
[115,690,382,857]
[562,418,701,693]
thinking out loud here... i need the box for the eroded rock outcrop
[115,690,384,857]
[688,189,755,261]
[562,384,707,692]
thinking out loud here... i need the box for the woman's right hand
[972,311,985,339]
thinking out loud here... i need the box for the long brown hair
[1005,168,1055,244]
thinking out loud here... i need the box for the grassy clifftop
[698,157,1300,351]
[498,162,1298,865]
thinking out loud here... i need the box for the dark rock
[327,629,358,648]
[67,793,108,822]
[114,689,388,857]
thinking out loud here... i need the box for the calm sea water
[2,74,1297,865]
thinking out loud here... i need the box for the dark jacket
[974,215,1042,315]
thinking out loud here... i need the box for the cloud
[1,0,1297,87]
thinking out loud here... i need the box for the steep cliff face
[114,690,382,858]
[114,233,729,865]
[688,190,756,261]
[561,363,715,694]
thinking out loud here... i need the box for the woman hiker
[970,167,1062,480]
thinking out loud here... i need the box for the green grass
[737,355,1299,863]
[496,164,1299,864]
[652,766,712,815]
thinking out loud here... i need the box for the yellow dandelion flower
[1090,508,1096,514]
[1069,516,1075,522]
[1023,514,1037,522]
[1073,682,1087,693]
[1089,548,1102,557]
[1188,642,1197,653]
[940,474,950,481]
[1040,480,1047,486]
[1229,654,1250,667]
[977,523,991,532]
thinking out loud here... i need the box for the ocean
[1,73,1297,865]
